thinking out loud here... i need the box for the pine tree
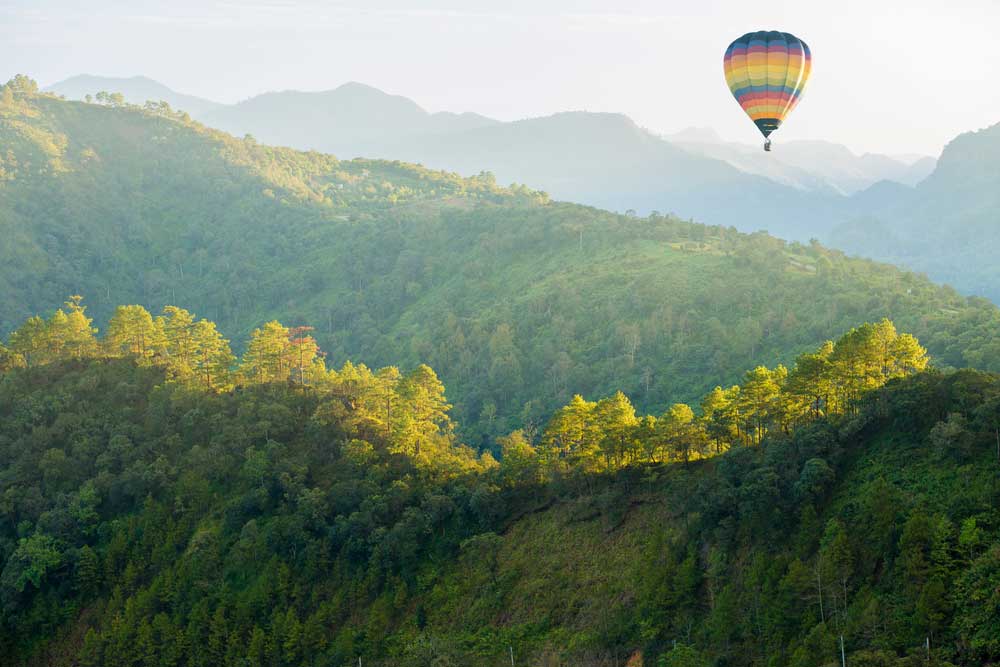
[594,390,638,468]
[241,320,291,384]
[60,295,99,359]
[160,305,198,378]
[282,608,302,666]
[542,394,599,468]
[0,341,21,372]
[287,325,324,387]
[658,403,705,464]
[394,364,452,458]
[787,341,835,418]
[246,626,267,667]
[738,366,782,445]
[76,545,101,596]
[206,607,228,667]
[79,628,104,667]
[106,305,163,361]
[8,315,48,367]
[701,386,738,453]
[191,319,234,390]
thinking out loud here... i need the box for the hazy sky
[4,0,998,156]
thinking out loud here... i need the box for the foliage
[0,306,998,666]
[535,319,926,472]
[3,77,1000,449]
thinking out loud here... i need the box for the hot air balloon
[723,31,811,151]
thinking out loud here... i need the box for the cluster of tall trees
[0,302,929,478]
[504,320,928,477]
[0,297,468,471]
[3,297,233,389]
[2,296,341,391]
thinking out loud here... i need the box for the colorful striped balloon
[723,30,811,150]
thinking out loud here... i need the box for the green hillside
[0,311,998,667]
[4,75,1000,449]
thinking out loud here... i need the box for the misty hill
[4,75,1000,448]
[196,84,849,238]
[45,74,224,117]
[383,111,855,240]
[200,81,500,159]
[829,121,1000,300]
[47,75,947,241]
[667,129,937,195]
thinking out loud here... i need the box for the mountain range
[829,121,1000,300]
[666,127,937,195]
[45,75,931,242]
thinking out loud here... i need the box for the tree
[1,533,63,593]
[8,315,48,367]
[929,412,973,460]
[787,341,835,418]
[79,628,104,667]
[287,325,325,386]
[159,306,198,378]
[594,391,638,468]
[5,74,39,96]
[658,403,705,464]
[701,385,739,452]
[498,430,542,485]
[394,364,452,458]
[76,545,101,597]
[241,321,291,384]
[738,366,782,445]
[954,545,1000,660]
[46,295,98,359]
[0,342,16,372]
[541,394,599,470]
[191,319,234,390]
[60,296,99,359]
[246,626,267,667]
[819,519,854,628]
[106,305,162,361]
[658,643,709,667]
[829,320,928,411]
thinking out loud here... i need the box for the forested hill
[1,312,999,666]
[4,74,1000,447]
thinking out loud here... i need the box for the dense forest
[1,297,998,666]
[5,75,1000,449]
[3,74,1000,666]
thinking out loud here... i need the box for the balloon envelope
[723,31,811,139]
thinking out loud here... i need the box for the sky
[3,0,999,156]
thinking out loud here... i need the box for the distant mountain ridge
[199,81,501,158]
[45,74,224,116]
[829,120,1000,300]
[666,129,937,195]
[375,110,852,240]
[45,74,934,242]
